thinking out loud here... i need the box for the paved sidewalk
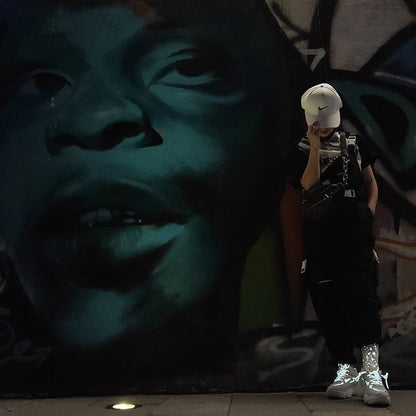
[0,391,415,415]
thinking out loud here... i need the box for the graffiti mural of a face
[0,0,306,374]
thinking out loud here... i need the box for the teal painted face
[0,3,292,355]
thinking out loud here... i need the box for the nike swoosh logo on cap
[318,106,329,110]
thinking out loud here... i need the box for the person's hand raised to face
[306,121,321,148]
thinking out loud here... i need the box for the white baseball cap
[301,83,343,128]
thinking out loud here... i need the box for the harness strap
[339,132,350,186]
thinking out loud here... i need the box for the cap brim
[305,111,340,128]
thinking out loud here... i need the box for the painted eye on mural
[173,49,227,78]
[32,73,68,94]
[16,70,71,98]
[149,47,232,89]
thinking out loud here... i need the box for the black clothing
[289,131,375,192]
[304,200,381,364]
[289,131,381,365]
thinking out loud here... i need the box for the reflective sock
[361,343,379,372]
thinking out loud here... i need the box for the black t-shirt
[288,129,375,201]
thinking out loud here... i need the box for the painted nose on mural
[45,87,161,155]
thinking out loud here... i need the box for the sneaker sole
[352,383,363,396]
[326,392,352,399]
[363,393,391,407]
[326,387,353,399]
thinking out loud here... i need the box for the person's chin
[319,128,334,137]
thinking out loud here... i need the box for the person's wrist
[307,136,320,148]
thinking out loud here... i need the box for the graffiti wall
[0,0,414,396]
[257,0,416,389]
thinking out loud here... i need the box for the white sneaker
[360,370,391,406]
[326,363,361,399]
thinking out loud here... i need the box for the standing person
[289,83,391,406]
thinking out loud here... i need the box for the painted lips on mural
[37,181,188,287]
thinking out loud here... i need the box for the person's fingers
[308,122,320,135]
[307,125,319,139]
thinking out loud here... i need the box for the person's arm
[362,165,378,215]
[300,122,321,190]
[280,183,306,333]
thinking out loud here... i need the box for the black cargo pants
[303,198,382,365]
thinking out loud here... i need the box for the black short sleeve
[356,136,376,169]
